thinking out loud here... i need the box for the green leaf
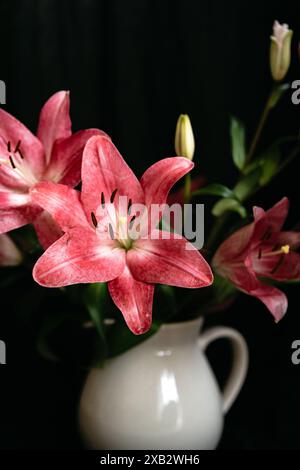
[159,215,173,232]
[230,116,246,171]
[233,168,261,202]
[212,197,247,218]
[242,147,281,188]
[192,183,237,199]
[83,283,107,341]
[153,284,178,323]
[259,147,281,186]
[209,274,238,304]
[170,275,238,319]
[83,283,108,364]
[243,159,263,176]
[107,321,160,358]
[200,274,238,313]
[244,136,297,177]
[268,83,290,109]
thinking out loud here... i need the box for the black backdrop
[0,0,300,450]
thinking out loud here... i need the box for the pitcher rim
[160,316,204,331]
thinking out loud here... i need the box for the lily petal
[33,228,125,287]
[0,234,23,266]
[81,136,144,218]
[212,223,254,269]
[128,230,213,288]
[37,91,71,162]
[108,265,154,335]
[223,264,287,322]
[0,137,31,191]
[0,206,41,234]
[45,129,108,187]
[253,197,289,240]
[0,108,45,178]
[0,191,31,209]
[33,210,64,250]
[0,166,29,192]
[255,251,300,281]
[140,157,194,207]
[30,182,89,232]
[275,231,300,250]
[249,283,287,322]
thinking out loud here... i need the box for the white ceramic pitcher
[79,318,248,450]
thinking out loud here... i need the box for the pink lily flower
[0,91,106,248]
[31,136,213,334]
[0,233,22,266]
[213,197,300,322]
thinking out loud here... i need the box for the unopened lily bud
[175,114,195,160]
[270,20,293,81]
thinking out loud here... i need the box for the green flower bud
[175,114,195,160]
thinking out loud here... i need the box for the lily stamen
[128,198,132,214]
[14,140,21,153]
[2,141,37,185]
[9,155,16,169]
[91,212,98,228]
[110,188,118,203]
[129,215,136,229]
[259,244,290,259]
[271,254,285,274]
[108,223,114,240]
[17,148,24,159]
[101,192,105,208]
[117,216,128,242]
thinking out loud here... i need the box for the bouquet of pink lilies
[0,21,299,362]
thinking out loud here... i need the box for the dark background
[0,0,300,450]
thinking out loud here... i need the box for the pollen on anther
[110,188,118,203]
[17,149,24,159]
[129,215,136,229]
[281,244,290,254]
[101,192,105,208]
[9,155,16,169]
[14,140,21,153]
[108,223,114,240]
[128,198,132,213]
[91,212,98,228]
[7,141,11,152]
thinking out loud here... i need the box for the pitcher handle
[199,326,249,414]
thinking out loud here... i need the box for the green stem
[277,145,300,173]
[245,86,276,164]
[206,87,279,252]
[206,212,230,254]
[183,173,191,204]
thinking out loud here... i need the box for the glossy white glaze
[79,318,248,450]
